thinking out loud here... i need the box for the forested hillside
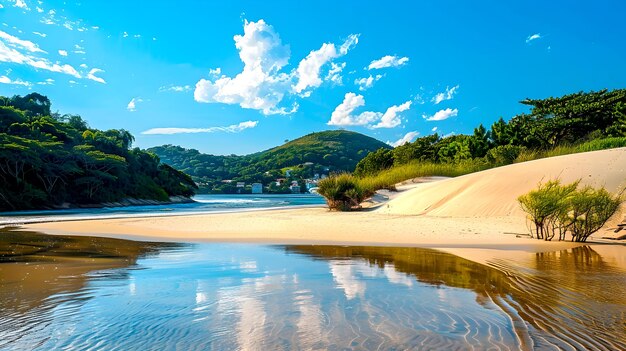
[0,93,197,211]
[149,130,389,193]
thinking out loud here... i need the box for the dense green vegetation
[518,180,622,242]
[0,93,197,211]
[149,130,390,193]
[317,89,626,210]
[355,89,626,177]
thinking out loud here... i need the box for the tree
[354,148,394,177]
[469,124,491,158]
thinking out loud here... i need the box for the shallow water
[0,194,326,225]
[1,230,625,350]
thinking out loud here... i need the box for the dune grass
[356,160,489,194]
[319,137,626,211]
[515,137,626,163]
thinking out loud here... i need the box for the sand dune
[378,147,626,218]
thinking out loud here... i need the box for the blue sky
[1,0,625,154]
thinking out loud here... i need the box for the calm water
[0,194,326,225]
[1,230,626,350]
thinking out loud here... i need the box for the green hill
[0,93,197,211]
[149,130,390,193]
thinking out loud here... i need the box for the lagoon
[1,230,625,350]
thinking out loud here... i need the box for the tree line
[355,89,626,176]
[0,93,197,211]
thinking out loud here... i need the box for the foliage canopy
[0,93,197,211]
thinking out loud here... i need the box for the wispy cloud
[37,78,54,85]
[86,68,105,83]
[526,33,541,43]
[432,85,459,104]
[0,75,32,87]
[367,55,409,70]
[40,9,90,32]
[354,74,382,91]
[141,121,259,135]
[209,67,221,76]
[387,131,419,147]
[0,30,81,78]
[0,30,45,53]
[159,85,192,92]
[127,97,143,112]
[423,108,458,121]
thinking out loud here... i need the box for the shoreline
[8,204,625,271]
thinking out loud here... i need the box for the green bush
[317,174,374,211]
[485,145,526,165]
[518,180,623,242]
[562,186,622,242]
[518,180,579,240]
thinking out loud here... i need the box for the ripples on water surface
[1,229,625,350]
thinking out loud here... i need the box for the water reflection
[0,229,625,350]
[287,245,626,350]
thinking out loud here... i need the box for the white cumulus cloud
[325,62,345,84]
[328,92,411,129]
[194,19,359,115]
[194,20,293,115]
[141,121,259,135]
[388,131,419,147]
[58,49,67,56]
[368,55,409,70]
[423,108,458,121]
[14,0,29,10]
[432,85,459,104]
[293,34,358,95]
[372,101,412,129]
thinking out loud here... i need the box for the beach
[15,148,626,268]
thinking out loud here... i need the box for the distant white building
[236,182,245,188]
[251,183,263,194]
[289,185,301,193]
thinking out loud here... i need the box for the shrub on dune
[317,174,374,211]
[518,180,623,242]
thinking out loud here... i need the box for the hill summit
[149,130,390,193]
